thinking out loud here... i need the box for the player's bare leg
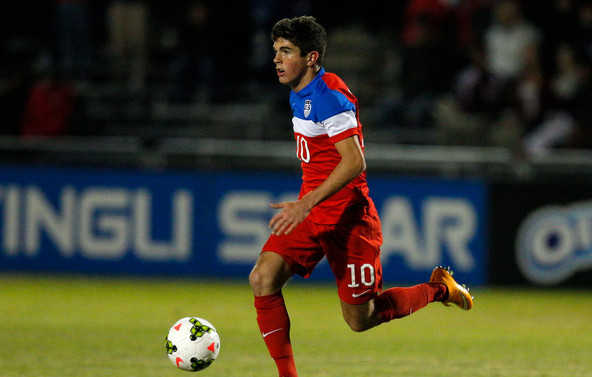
[249,251,292,296]
[250,252,298,377]
[340,282,446,332]
[340,266,472,332]
[341,284,449,332]
[339,300,380,332]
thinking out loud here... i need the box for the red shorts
[262,203,383,305]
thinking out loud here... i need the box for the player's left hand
[269,201,309,235]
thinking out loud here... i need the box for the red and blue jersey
[290,68,370,224]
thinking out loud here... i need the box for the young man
[249,16,473,377]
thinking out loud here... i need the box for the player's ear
[307,51,319,67]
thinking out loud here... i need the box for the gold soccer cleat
[430,266,473,310]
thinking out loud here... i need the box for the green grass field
[1,273,591,377]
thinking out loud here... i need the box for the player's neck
[292,66,322,93]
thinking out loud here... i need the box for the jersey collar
[293,67,325,97]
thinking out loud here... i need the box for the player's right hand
[268,201,309,235]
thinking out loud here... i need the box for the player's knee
[341,301,377,332]
[248,267,267,293]
[249,265,282,296]
[344,316,372,332]
[250,252,292,296]
[342,311,375,332]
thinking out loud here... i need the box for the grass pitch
[1,273,591,377]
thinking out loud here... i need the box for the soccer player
[249,16,473,377]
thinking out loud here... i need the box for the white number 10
[296,135,310,163]
[347,263,375,287]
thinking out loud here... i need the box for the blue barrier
[0,165,487,285]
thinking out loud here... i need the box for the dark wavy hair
[271,16,327,65]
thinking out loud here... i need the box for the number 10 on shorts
[347,263,375,287]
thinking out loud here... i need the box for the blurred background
[1,0,592,288]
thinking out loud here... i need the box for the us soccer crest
[304,99,312,118]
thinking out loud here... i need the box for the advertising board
[0,165,487,285]
[490,182,592,286]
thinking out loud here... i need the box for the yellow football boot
[430,266,473,310]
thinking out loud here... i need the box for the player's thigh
[259,218,325,279]
[249,251,292,296]
[321,213,383,305]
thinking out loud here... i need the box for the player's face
[273,38,310,91]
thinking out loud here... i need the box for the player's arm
[269,134,365,235]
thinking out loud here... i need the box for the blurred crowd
[1,0,592,155]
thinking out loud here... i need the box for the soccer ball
[165,317,221,372]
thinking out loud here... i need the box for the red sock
[254,291,297,377]
[374,283,447,323]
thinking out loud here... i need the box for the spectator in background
[483,0,541,84]
[433,44,509,145]
[168,1,215,103]
[453,45,507,117]
[54,0,92,80]
[21,69,76,136]
[488,39,544,151]
[523,44,588,154]
[107,0,149,93]
[396,0,458,128]
[437,1,545,147]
